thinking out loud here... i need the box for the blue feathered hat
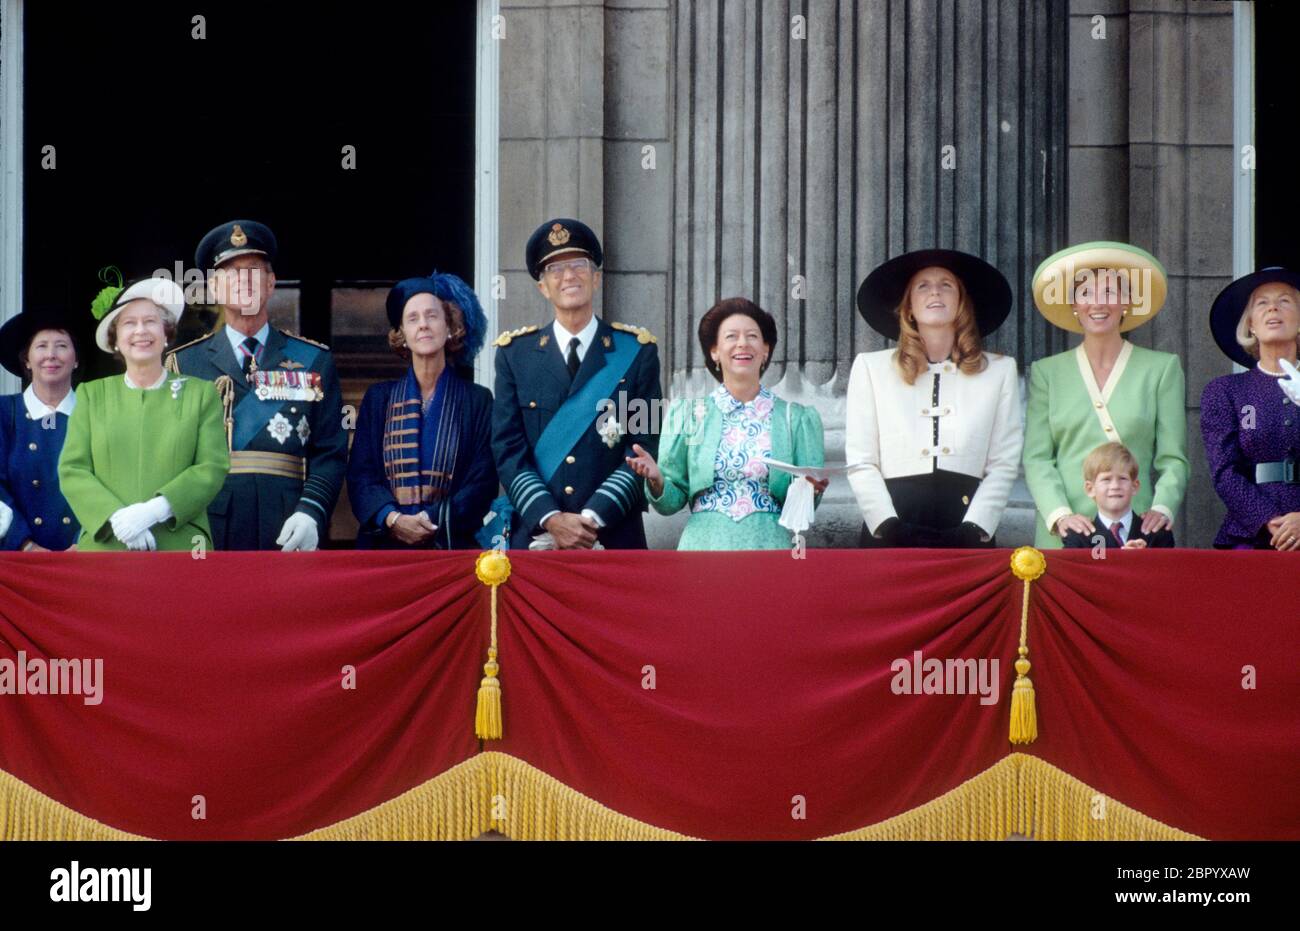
[386,271,487,371]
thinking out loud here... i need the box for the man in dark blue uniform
[165,220,346,550]
[491,218,662,549]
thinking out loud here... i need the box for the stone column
[1068,0,1234,547]
[661,0,1069,546]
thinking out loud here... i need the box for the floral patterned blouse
[691,384,782,521]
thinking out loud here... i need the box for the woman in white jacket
[846,249,1023,547]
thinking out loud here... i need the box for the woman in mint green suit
[1023,242,1189,549]
[626,298,825,550]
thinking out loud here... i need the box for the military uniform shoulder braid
[610,321,658,344]
[493,324,540,348]
[282,330,331,351]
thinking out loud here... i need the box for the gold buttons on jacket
[33,517,42,526]
[529,401,537,408]
[922,448,931,457]
[28,442,37,451]
[565,455,576,464]
[943,363,954,373]
[62,517,71,525]
[1105,426,1114,433]
[942,447,951,454]
[564,485,575,495]
[1094,401,1103,409]
[962,495,970,505]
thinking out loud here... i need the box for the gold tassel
[474,551,512,740]
[1008,547,1046,745]
[475,648,502,740]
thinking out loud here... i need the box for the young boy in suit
[1062,442,1176,549]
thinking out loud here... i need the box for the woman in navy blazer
[347,273,497,549]
[0,306,85,550]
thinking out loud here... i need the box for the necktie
[566,337,581,379]
[1111,521,1125,545]
[241,336,260,378]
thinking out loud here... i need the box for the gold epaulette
[493,324,539,348]
[611,321,658,344]
[165,331,214,373]
[282,330,331,351]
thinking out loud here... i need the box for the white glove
[123,529,157,551]
[276,512,319,552]
[110,496,173,545]
[0,499,13,540]
[1277,358,1300,405]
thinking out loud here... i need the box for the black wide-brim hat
[1209,267,1300,369]
[0,306,86,378]
[856,249,1013,340]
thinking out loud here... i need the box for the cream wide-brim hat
[95,277,187,353]
[1031,241,1167,334]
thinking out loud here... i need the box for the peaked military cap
[526,218,603,280]
[195,220,278,271]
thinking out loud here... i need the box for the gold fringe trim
[293,752,692,840]
[824,754,1200,840]
[0,768,146,840]
[3,752,1200,841]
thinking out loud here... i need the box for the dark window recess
[24,0,476,382]
[1256,1,1300,270]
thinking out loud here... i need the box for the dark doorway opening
[24,0,476,375]
[1255,1,1300,269]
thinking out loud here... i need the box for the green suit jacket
[648,393,824,515]
[58,375,231,551]
[1023,342,1189,549]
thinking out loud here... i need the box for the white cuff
[581,508,606,529]
[1043,506,1072,536]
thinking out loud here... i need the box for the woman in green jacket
[625,298,825,550]
[59,275,230,551]
[1023,242,1189,548]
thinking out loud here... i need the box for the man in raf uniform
[165,220,347,550]
[491,218,662,549]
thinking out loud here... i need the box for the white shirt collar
[1097,509,1134,538]
[224,321,271,354]
[552,315,600,361]
[124,370,170,390]
[22,384,76,419]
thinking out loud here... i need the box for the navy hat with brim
[0,306,86,378]
[526,218,603,280]
[195,220,278,271]
[385,272,488,371]
[1209,267,1300,368]
[856,249,1013,340]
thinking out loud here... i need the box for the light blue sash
[533,330,639,482]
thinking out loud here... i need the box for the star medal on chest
[267,412,293,445]
[250,369,324,402]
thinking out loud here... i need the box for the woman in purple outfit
[1200,267,1300,549]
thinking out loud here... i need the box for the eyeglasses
[543,258,593,280]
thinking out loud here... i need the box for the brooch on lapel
[538,334,550,348]
[596,400,623,449]
[169,377,186,400]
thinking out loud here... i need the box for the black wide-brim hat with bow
[1209,267,1300,369]
[856,249,1013,340]
[0,306,87,378]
